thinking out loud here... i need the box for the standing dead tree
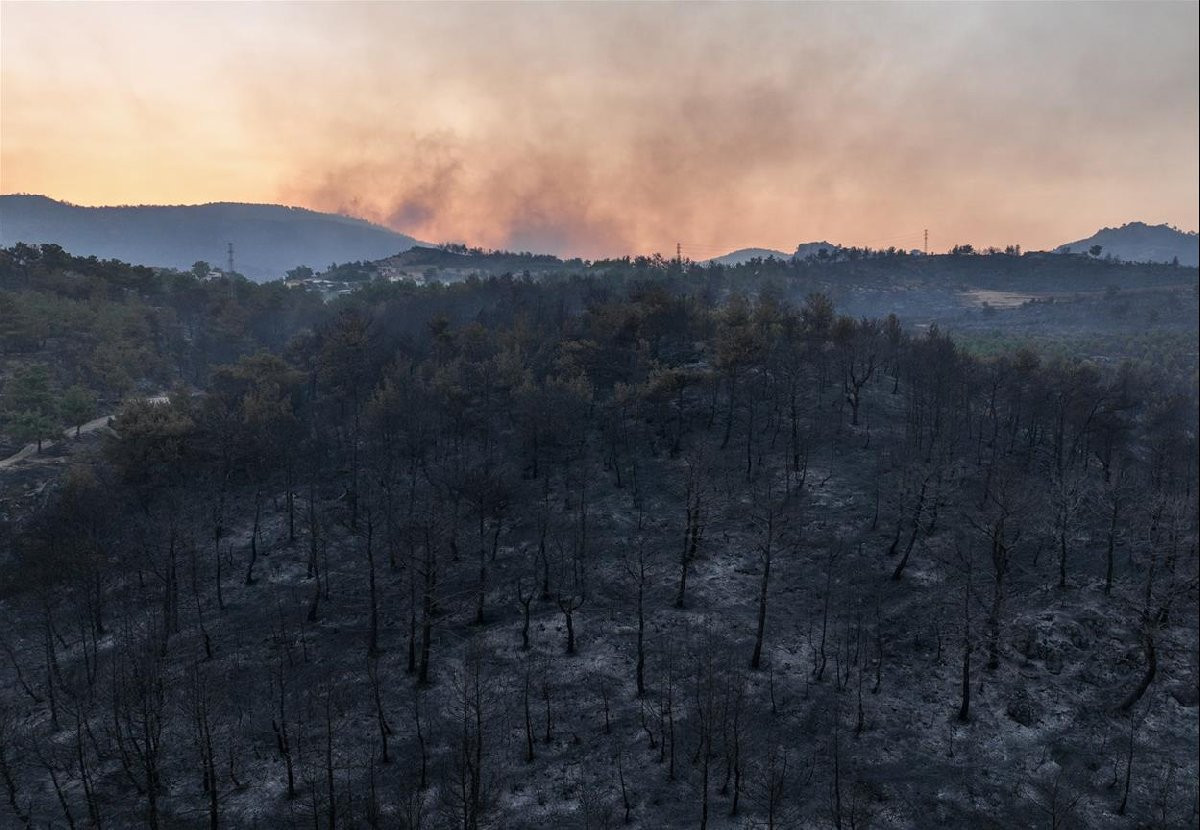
[675,453,708,609]
[968,475,1025,672]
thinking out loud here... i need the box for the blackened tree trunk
[891,477,928,581]
[958,557,972,723]
[750,510,775,670]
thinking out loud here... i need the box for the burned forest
[0,244,1197,829]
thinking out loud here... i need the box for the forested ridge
[0,244,1197,828]
[0,196,422,281]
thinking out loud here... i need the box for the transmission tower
[226,242,235,276]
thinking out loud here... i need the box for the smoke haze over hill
[2,3,1196,258]
[0,4,1197,829]
[1055,222,1198,266]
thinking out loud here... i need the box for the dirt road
[0,394,169,470]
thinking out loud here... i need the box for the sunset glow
[2,1,1197,257]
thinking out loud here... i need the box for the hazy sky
[2,1,1197,258]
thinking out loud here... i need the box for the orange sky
[2,2,1197,258]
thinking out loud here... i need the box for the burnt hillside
[1,253,1196,829]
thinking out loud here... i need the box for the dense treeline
[0,247,1197,828]
[0,243,326,397]
[2,241,1194,417]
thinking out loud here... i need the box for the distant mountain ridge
[0,195,422,281]
[706,247,791,266]
[1055,222,1197,267]
[707,241,842,265]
